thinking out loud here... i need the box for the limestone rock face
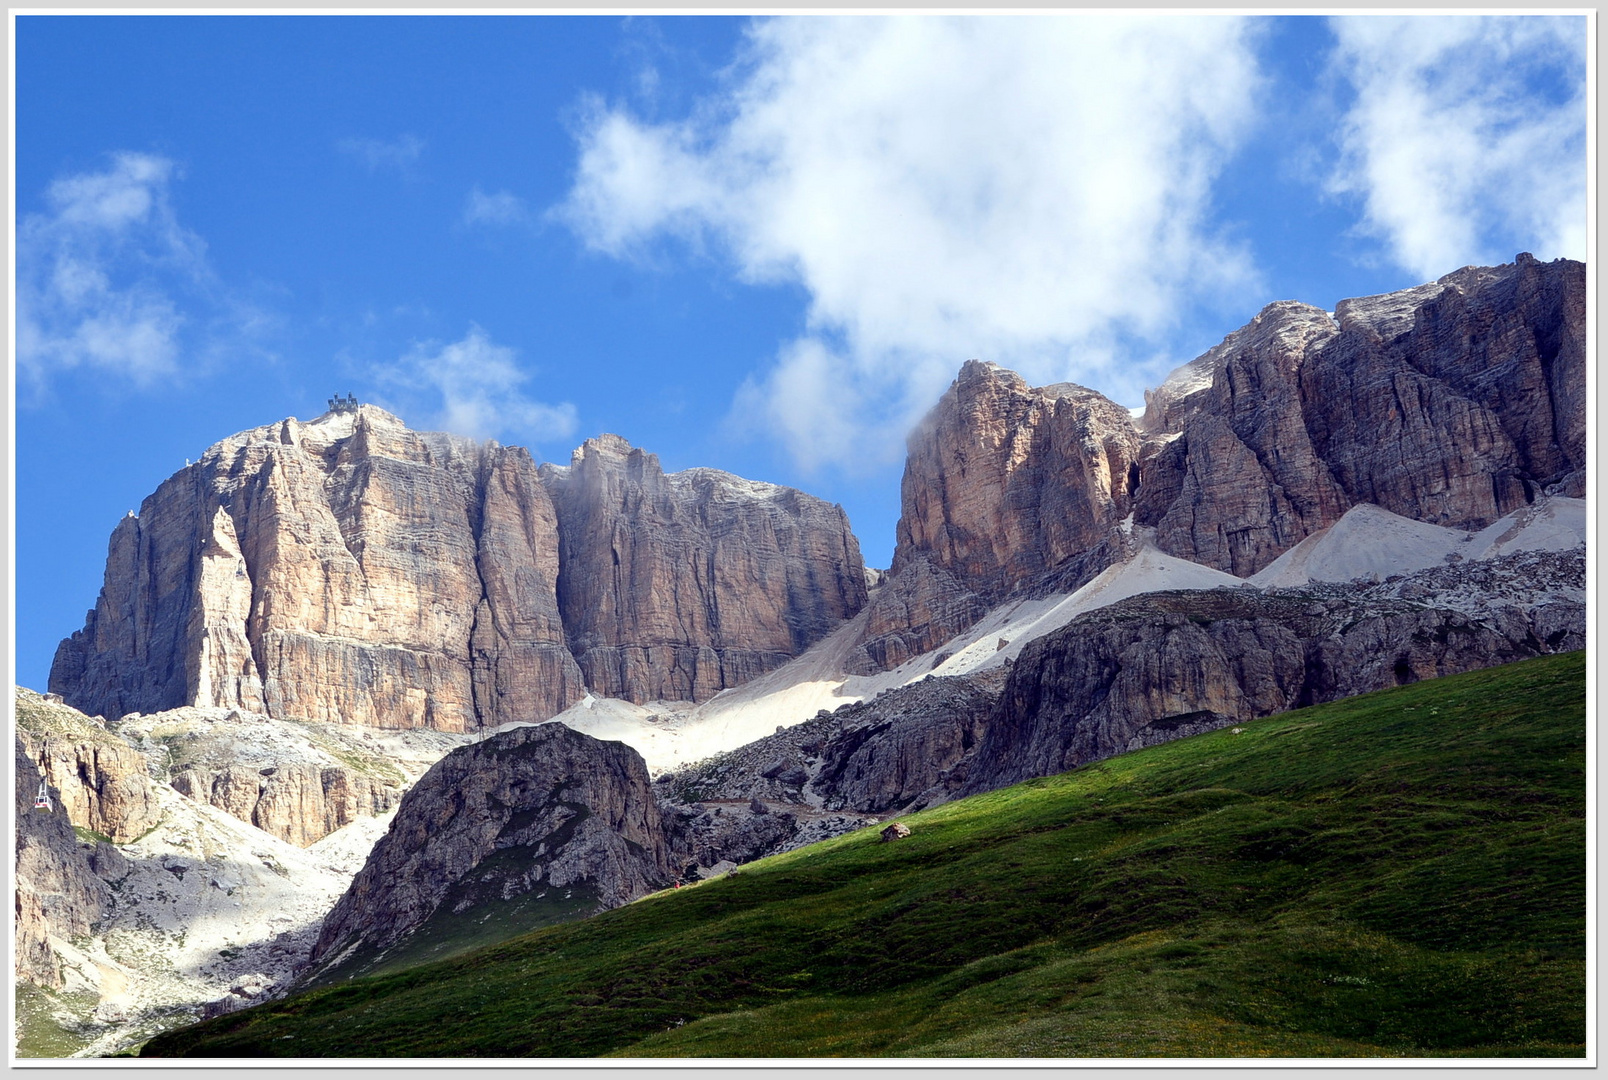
[861,257,1585,670]
[310,723,672,970]
[15,689,162,844]
[112,705,434,848]
[167,764,398,850]
[1299,255,1586,524]
[50,407,583,732]
[14,743,110,988]
[849,554,989,673]
[1138,302,1351,577]
[894,361,1144,604]
[52,414,866,730]
[542,435,868,704]
[1139,255,1585,573]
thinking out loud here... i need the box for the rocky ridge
[959,546,1583,796]
[17,688,463,849]
[542,435,868,704]
[860,255,1584,667]
[16,692,162,845]
[14,745,111,994]
[50,413,869,730]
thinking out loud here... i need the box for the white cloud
[377,325,578,444]
[1328,15,1586,281]
[557,16,1263,472]
[17,153,223,389]
[463,187,533,227]
[337,134,425,173]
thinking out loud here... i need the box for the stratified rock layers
[864,256,1584,666]
[543,436,868,704]
[960,582,1569,797]
[51,413,867,728]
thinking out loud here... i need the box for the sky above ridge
[13,13,1590,691]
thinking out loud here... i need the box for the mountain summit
[49,411,868,731]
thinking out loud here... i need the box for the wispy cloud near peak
[374,325,579,445]
[17,151,262,393]
[557,16,1264,472]
[1327,15,1586,280]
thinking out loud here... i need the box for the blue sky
[13,14,1589,692]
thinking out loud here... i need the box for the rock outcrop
[114,705,462,848]
[14,743,110,989]
[166,764,397,851]
[961,548,1583,796]
[895,362,1144,603]
[541,435,868,704]
[15,690,162,844]
[862,256,1584,667]
[50,413,867,730]
[654,668,1005,872]
[310,723,673,975]
[1138,254,1584,572]
[49,407,582,732]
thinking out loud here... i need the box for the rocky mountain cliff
[859,255,1584,668]
[542,435,867,704]
[960,551,1582,796]
[49,412,868,730]
[15,692,162,845]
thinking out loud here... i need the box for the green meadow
[144,651,1586,1059]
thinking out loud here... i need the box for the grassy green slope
[145,652,1586,1059]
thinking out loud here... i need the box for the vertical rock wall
[542,435,869,704]
[51,408,586,731]
[864,255,1585,670]
[51,415,868,727]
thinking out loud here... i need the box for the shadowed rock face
[541,435,869,704]
[960,574,1576,798]
[309,723,671,971]
[50,416,867,728]
[860,256,1585,668]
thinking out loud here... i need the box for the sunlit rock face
[50,414,869,728]
[860,255,1585,669]
[50,406,584,732]
[541,434,869,705]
